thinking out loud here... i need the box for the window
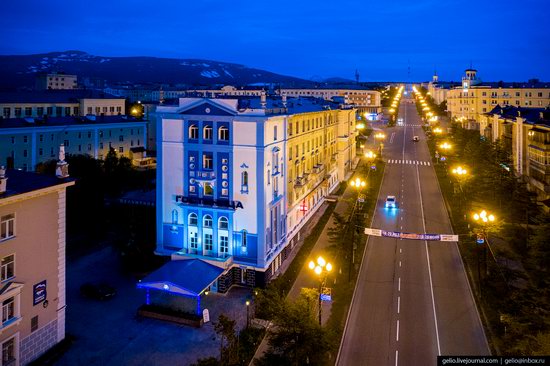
[204,183,213,196]
[31,315,38,332]
[25,107,32,116]
[218,126,229,141]
[64,139,69,147]
[56,107,62,116]
[203,154,213,169]
[14,108,21,117]
[88,144,92,151]
[204,234,213,251]
[241,171,249,192]
[23,136,28,143]
[87,107,93,114]
[99,142,103,149]
[74,107,79,115]
[23,150,27,158]
[188,213,198,226]
[189,124,198,139]
[2,108,9,118]
[65,107,71,116]
[220,235,229,254]
[119,135,124,142]
[95,107,101,114]
[47,107,53,115]
[116,106,122,113]
[1,337,16,365]
[203,215,213,228]
[119,147,124,153]
[2,297,15,326]
[189,232,198,250]
[1,255,14,282]
[242,230,247,247]
[203,125,212,140]
[39,148,43,156]
[0,215,15,241]
[274,126,278,141]
[218,217,229,230]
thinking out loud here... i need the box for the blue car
[385,195,397,209]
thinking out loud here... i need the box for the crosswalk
[387,159,431,166]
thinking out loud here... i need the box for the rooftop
[0,169,74,202]
[0,90,124,104]
[0,115,147,130]
[486,105,550,126]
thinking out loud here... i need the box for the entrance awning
[137,259,224,297]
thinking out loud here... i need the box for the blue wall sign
[33,280,47,306]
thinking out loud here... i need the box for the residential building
[0,90,125,119]
[0,165,74,365]
[482,106,550,208]
[278,88,381,115]
[153,96,356,295]
[35,72,77,90]
[0,115,147,171]
[445,69,550,127]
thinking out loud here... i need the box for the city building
[0,115,147,171]
[35,72,77,90]
[0,90,126,119]
[151,95,356,296]
[445,69,550,127]
[278,88,381,115]
[482,105,550,208]
[0,163,74,365]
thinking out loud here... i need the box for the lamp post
[348,177,366,281]
[308,256,332,325]
[472,210,496,299]
[245,300,250,328]
[374,132,386,158]
[451,166,468,212]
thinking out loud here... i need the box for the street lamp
[308,256,332,325]
[433,127,443,134]
[364,150,377,161]
[472,210,496,299]
[375,132,386,157]
[245,300,250,328]
[451,166,469,211]
[440,142,452,151]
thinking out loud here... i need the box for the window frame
[0,254,15,283]
[188,213,198,226]
[0,214,15,242]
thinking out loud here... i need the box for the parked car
[80,282,116,300]
[413,136,419,142]
[385,195,397,208]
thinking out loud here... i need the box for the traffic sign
[476,234,485,244]
[320,287,332,302]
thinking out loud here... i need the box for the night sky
[1,0,548,82]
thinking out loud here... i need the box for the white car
[413,136,419,142]
[385,195,397,208]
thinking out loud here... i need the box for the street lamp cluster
[389,85,404,115]
[412,85,437,122]
[308,256,332,325]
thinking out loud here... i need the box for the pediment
[179,101,236,116]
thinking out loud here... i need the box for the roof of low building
[0,169,74,201]
[0,115,147,130]
[486,105,550,126]
[0,90,124,104]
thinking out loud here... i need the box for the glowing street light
[440,142,452,150]
[433,127,443,134]
[308,255,332,325]
[356,123,366,130]
[350,177,366,188]
[364,150,377,160]
[452,166,467,176]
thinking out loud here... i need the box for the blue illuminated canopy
[137,259,224,297]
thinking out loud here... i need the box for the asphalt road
[337,96,489,366]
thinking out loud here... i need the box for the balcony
[294,176,307,187]
[312,163,325,174]
[194,171,216,181]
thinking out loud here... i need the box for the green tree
[214,314,238,365]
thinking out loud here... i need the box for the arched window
[203,215,213,228]
[218,216,228,230]
[189,124,198,139]
[241,171,249,193]
[203,125,212,140]
[218,126,229,141]
[188,213,198,226]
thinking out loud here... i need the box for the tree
[214,314,238,365]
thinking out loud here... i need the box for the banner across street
[364,228,459,242]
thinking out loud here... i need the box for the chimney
[0,166,7,195]
[282,92,287,108]
[56,144,70,179]
[261,90,267,109]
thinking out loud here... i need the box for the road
[337,95,489,365]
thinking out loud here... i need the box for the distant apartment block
[0,167,74,365]
[35,72,78,90]
[445,69,550,125]
[0,115,147,171]
[278,88,382,115]
[0,90,126,119]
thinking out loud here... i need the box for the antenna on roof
[355,69,360,84]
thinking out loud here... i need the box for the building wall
[279,89,381,112]
[35,74,77,90]
[80,98,125,116]
[0,122,147,170]
[0,187,69,365]
[1,98,125,119]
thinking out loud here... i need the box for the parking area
[57,247,251,366]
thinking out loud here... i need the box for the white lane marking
[399,261,402,267]
[396,320,400,341]
[428,162,431,166]
[395,350,399,366]
[400,217,403,221]
[398,277,401,291]
[397,296,401,314]
[390,132,395,144]
[415,159,442,355]
[400,248,402,253]
[400,226,403,230]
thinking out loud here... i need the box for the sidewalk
[250,162,362,364]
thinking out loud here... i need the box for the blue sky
[1,0,548,81]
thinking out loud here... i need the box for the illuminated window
[189,124,198,139]
[203,215,213,228]
[218,217,228,230]
[204,233,213,251]
[218,126,229,141]
[203,125,212,140]
[241,230,247,248]
[188,213,198,226]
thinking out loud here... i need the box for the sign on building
[33,280,47,306]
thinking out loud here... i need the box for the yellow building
[35,72,78,90]
[285,106,357,239]
[0,166,74,365]
[482,106,550,208]
[0,90,125,119]
[446,69,550,127]
[279,88,381,115]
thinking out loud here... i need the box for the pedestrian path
[387,159,431,166]
[402,124,424,127]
